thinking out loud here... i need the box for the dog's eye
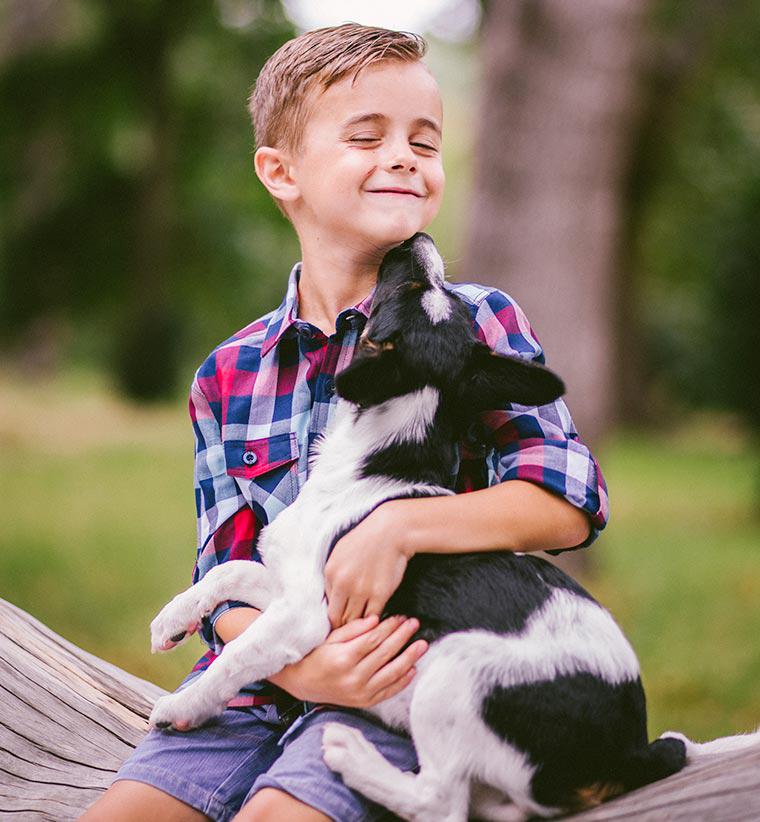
[359,337,395,353]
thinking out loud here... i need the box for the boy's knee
[236,787,332,821]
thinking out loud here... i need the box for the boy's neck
[296,245,379,337]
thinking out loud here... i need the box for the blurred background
[1,0,758,742]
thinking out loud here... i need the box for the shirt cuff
[200,599,252,655]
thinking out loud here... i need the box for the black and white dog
[149,234,758,821]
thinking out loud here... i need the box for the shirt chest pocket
[224,433,300,521]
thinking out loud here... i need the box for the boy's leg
[233,788,331,821]
[80,705,284,822]
[79,780,211,822]
[241,707,418,822]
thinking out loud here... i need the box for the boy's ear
[463,342,565,410]
[253,146,299,204]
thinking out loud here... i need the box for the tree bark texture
[0,598,164,820]
[465,0,651,442]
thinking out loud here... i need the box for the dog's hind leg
[321,721,469,822]
[150,560,274,652]
[404,644,559,822]
[323,653,480,822]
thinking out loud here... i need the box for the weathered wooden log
[1,597,758,821]
[0,598,165,820]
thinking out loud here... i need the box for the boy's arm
[324,288,608,627]
[386,479,590,555]
[324,481,588,627]
[214,607,427,708]
[470,288,609,551]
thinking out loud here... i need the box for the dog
[149,233,759,821]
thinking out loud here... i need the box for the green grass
[1,372,758,741]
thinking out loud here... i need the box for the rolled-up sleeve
[472,289,609,552]
[189,371,258,652]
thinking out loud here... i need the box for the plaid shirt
[183,263,609,704]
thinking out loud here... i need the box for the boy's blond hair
[249,23,427,156]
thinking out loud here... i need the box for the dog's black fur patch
[360,410,459,489]
[385,551,596,644]
[481,673,685,808]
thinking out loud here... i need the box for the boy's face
[285,60,445,259]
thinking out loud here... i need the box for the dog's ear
[335,341,409,406]
[462,342,565,410]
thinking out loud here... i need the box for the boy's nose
[390,158,417,172]
[384,142,417,173]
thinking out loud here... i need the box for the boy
[82,23,607,822]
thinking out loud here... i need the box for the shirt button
[324,378,335,397]
[242,450,258,466]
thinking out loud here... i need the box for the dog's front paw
[150,595,201,653]
[322,722,383,783]
[149,687,222,732]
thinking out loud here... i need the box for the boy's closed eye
[348,136,439,152]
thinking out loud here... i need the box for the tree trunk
[465,0,651,443]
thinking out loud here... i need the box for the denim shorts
[114,704,418,822]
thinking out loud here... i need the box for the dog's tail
[615,736,688,792]
[570,737,686,811]
[573,727,760,811]
[616,726,760,793]
[657,727,760,761]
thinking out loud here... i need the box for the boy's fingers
[341,616,404,662]
[327,593,348,629]
[367,639,428,692]
[368,667,418,706]
[364,595,388,619]
[342,596,371,627]
[358,617,419,673]
[352,615,406,657]
[326,615,378,644]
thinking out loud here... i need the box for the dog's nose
[408,232,433,250]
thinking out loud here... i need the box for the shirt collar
[260,262,375,358]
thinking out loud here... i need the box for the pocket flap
[224,433,299,479]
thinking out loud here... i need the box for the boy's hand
[324,501,410,628]
[270,615,427,707]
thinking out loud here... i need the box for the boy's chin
[364,221,430,253]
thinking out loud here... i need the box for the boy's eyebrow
[341,112,442,137]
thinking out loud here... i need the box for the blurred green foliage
[634,0,760,432]
[0,0,298,397]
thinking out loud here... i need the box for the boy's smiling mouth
[366,188,424,198]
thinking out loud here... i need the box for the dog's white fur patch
[421,287,452,324]
[659,727,760,760]
[416,235,452,325]
[417,236,445,285]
